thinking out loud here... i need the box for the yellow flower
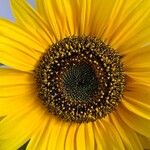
[0,0,150,149]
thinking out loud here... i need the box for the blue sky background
[0,0,35,20]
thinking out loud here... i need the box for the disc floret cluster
[35,36,125,123]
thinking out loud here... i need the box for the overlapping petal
[11,0,54,45]
[0,19,44,72]
[0,69,34,99]
[117,104,150,138]
[36,0,116,39]
[95,119,125,150]
[0,93,48,150]
[102,0,150,50]
[110,112,143,150]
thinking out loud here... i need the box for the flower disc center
[35,36,125,123]
[62,62,99,101]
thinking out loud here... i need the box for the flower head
[0,0,150,149]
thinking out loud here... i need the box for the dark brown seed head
[35,36,125,123]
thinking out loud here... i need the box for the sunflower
[0,0,150,149]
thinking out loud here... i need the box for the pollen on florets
[35,36,125,123]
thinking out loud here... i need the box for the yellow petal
[84,122,95,150]
[0,68,32,86]
[10,0,53,45]
[75,0,92,35]
[36,0,78,39]
[103,0,138,40]
[103,0,150,49]
[89,0,115,38]
[110,112,143,150]
[76,123,86,150]
[0,93,37,117]
[55,122,71,150]
[117,104,150,137]
[117,28,150,55]
[0,69,34,116]
[0,93,47,150]
[123,45,150,73]
[36,0,116,39]
[28,117,71,150]
[65,123,79,150]
[0,19,44,72]
[70,122,96,150]
[0,69,34,97]
[138,134,150,149]
[0,19,45,52]
[35,0,47,20]
[122,96,150,120]
[95,119,125,150]
[126,71,150,87]
[0,84,34,97]
[76,0,115,36]
[93,121,109,150]
[124,82,150,105]
[26,117,50,150]
[46,119,63,150]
